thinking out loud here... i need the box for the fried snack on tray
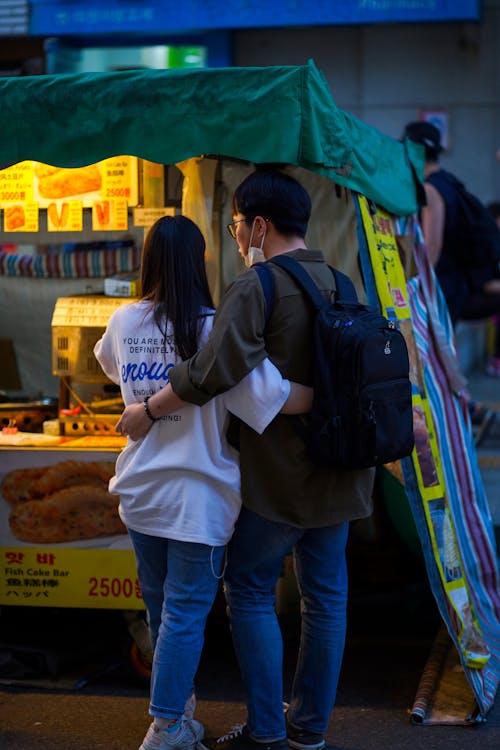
[37,165,101,199]
[9,485,125,543]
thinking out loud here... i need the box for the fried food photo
[34,163,61,180]
[94,200,111,227]
[2,460,125,544]
[47,201,69,229]
[2,467,47,506]
[37,164,102,199]
[5,204,26,231]
[9,485,125,544]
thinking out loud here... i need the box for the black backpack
[255,254,414,470]
[427,170,500,279]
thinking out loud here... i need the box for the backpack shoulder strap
[330,268,358,303]
[270,254,358,307]
[253,262,275,331]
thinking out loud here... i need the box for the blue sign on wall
[29,1,481,36]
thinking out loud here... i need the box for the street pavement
[1,367,499,750]
[0,600,499,750]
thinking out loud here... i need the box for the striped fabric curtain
[405,220,500,717]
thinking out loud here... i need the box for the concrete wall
[233,0,500,205]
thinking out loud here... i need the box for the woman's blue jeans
[224,507,349,742]
[128,528,225,719]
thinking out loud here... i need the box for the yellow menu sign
[92,199,129,231]
[0,157,138,210]
[4,202,39,232]
[0,161,34,205]
[101,156,137,202]
[47,200,83,232]
[1,547,144,609]
[0,158,138,233]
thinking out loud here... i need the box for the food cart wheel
[122,610,152,683]
[130,640,152,682]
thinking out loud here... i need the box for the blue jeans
[224,507,349,742]
[128,528,225,719]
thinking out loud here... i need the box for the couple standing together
[94,170,374,750]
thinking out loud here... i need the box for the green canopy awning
[0,59,424,216]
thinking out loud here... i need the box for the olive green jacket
[170,248,374,527]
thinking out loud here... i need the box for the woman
[94,215,310,750]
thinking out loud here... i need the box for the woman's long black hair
[140,215,215,360]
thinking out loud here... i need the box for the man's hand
[280,383,313,414]
[116,402,153,441]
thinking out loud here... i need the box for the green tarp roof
[0,59,424,216]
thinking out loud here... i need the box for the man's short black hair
[232,169,311,238]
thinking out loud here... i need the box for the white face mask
[244,219,266,267]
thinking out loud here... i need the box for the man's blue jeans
[225,507,349,742]
[128,528,225,719]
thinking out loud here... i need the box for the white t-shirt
[94,300,289,546]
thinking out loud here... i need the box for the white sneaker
[183,693,197,720]
[140,718,204,750]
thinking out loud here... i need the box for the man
[118,169,374,750]
[403,121,500,366]
[403,121,468,323]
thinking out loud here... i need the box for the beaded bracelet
[143,395,158,422]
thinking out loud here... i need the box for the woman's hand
[116,386,187,440]
[116,402,153,441]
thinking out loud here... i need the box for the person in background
[94,215,311,750]
[116,171,374,750]
[403,121,500,379]
[487,201,500,230]
[485,200,500,376]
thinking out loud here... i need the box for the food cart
[0,61,498,720]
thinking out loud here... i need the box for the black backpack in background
[255,254,414,471]
[427,170,500,280]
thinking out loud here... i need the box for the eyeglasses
[226,219,246,239]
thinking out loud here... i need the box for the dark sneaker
[200,724,288,750]
[286,723,325,750]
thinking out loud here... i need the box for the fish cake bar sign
[0,452,144,609]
